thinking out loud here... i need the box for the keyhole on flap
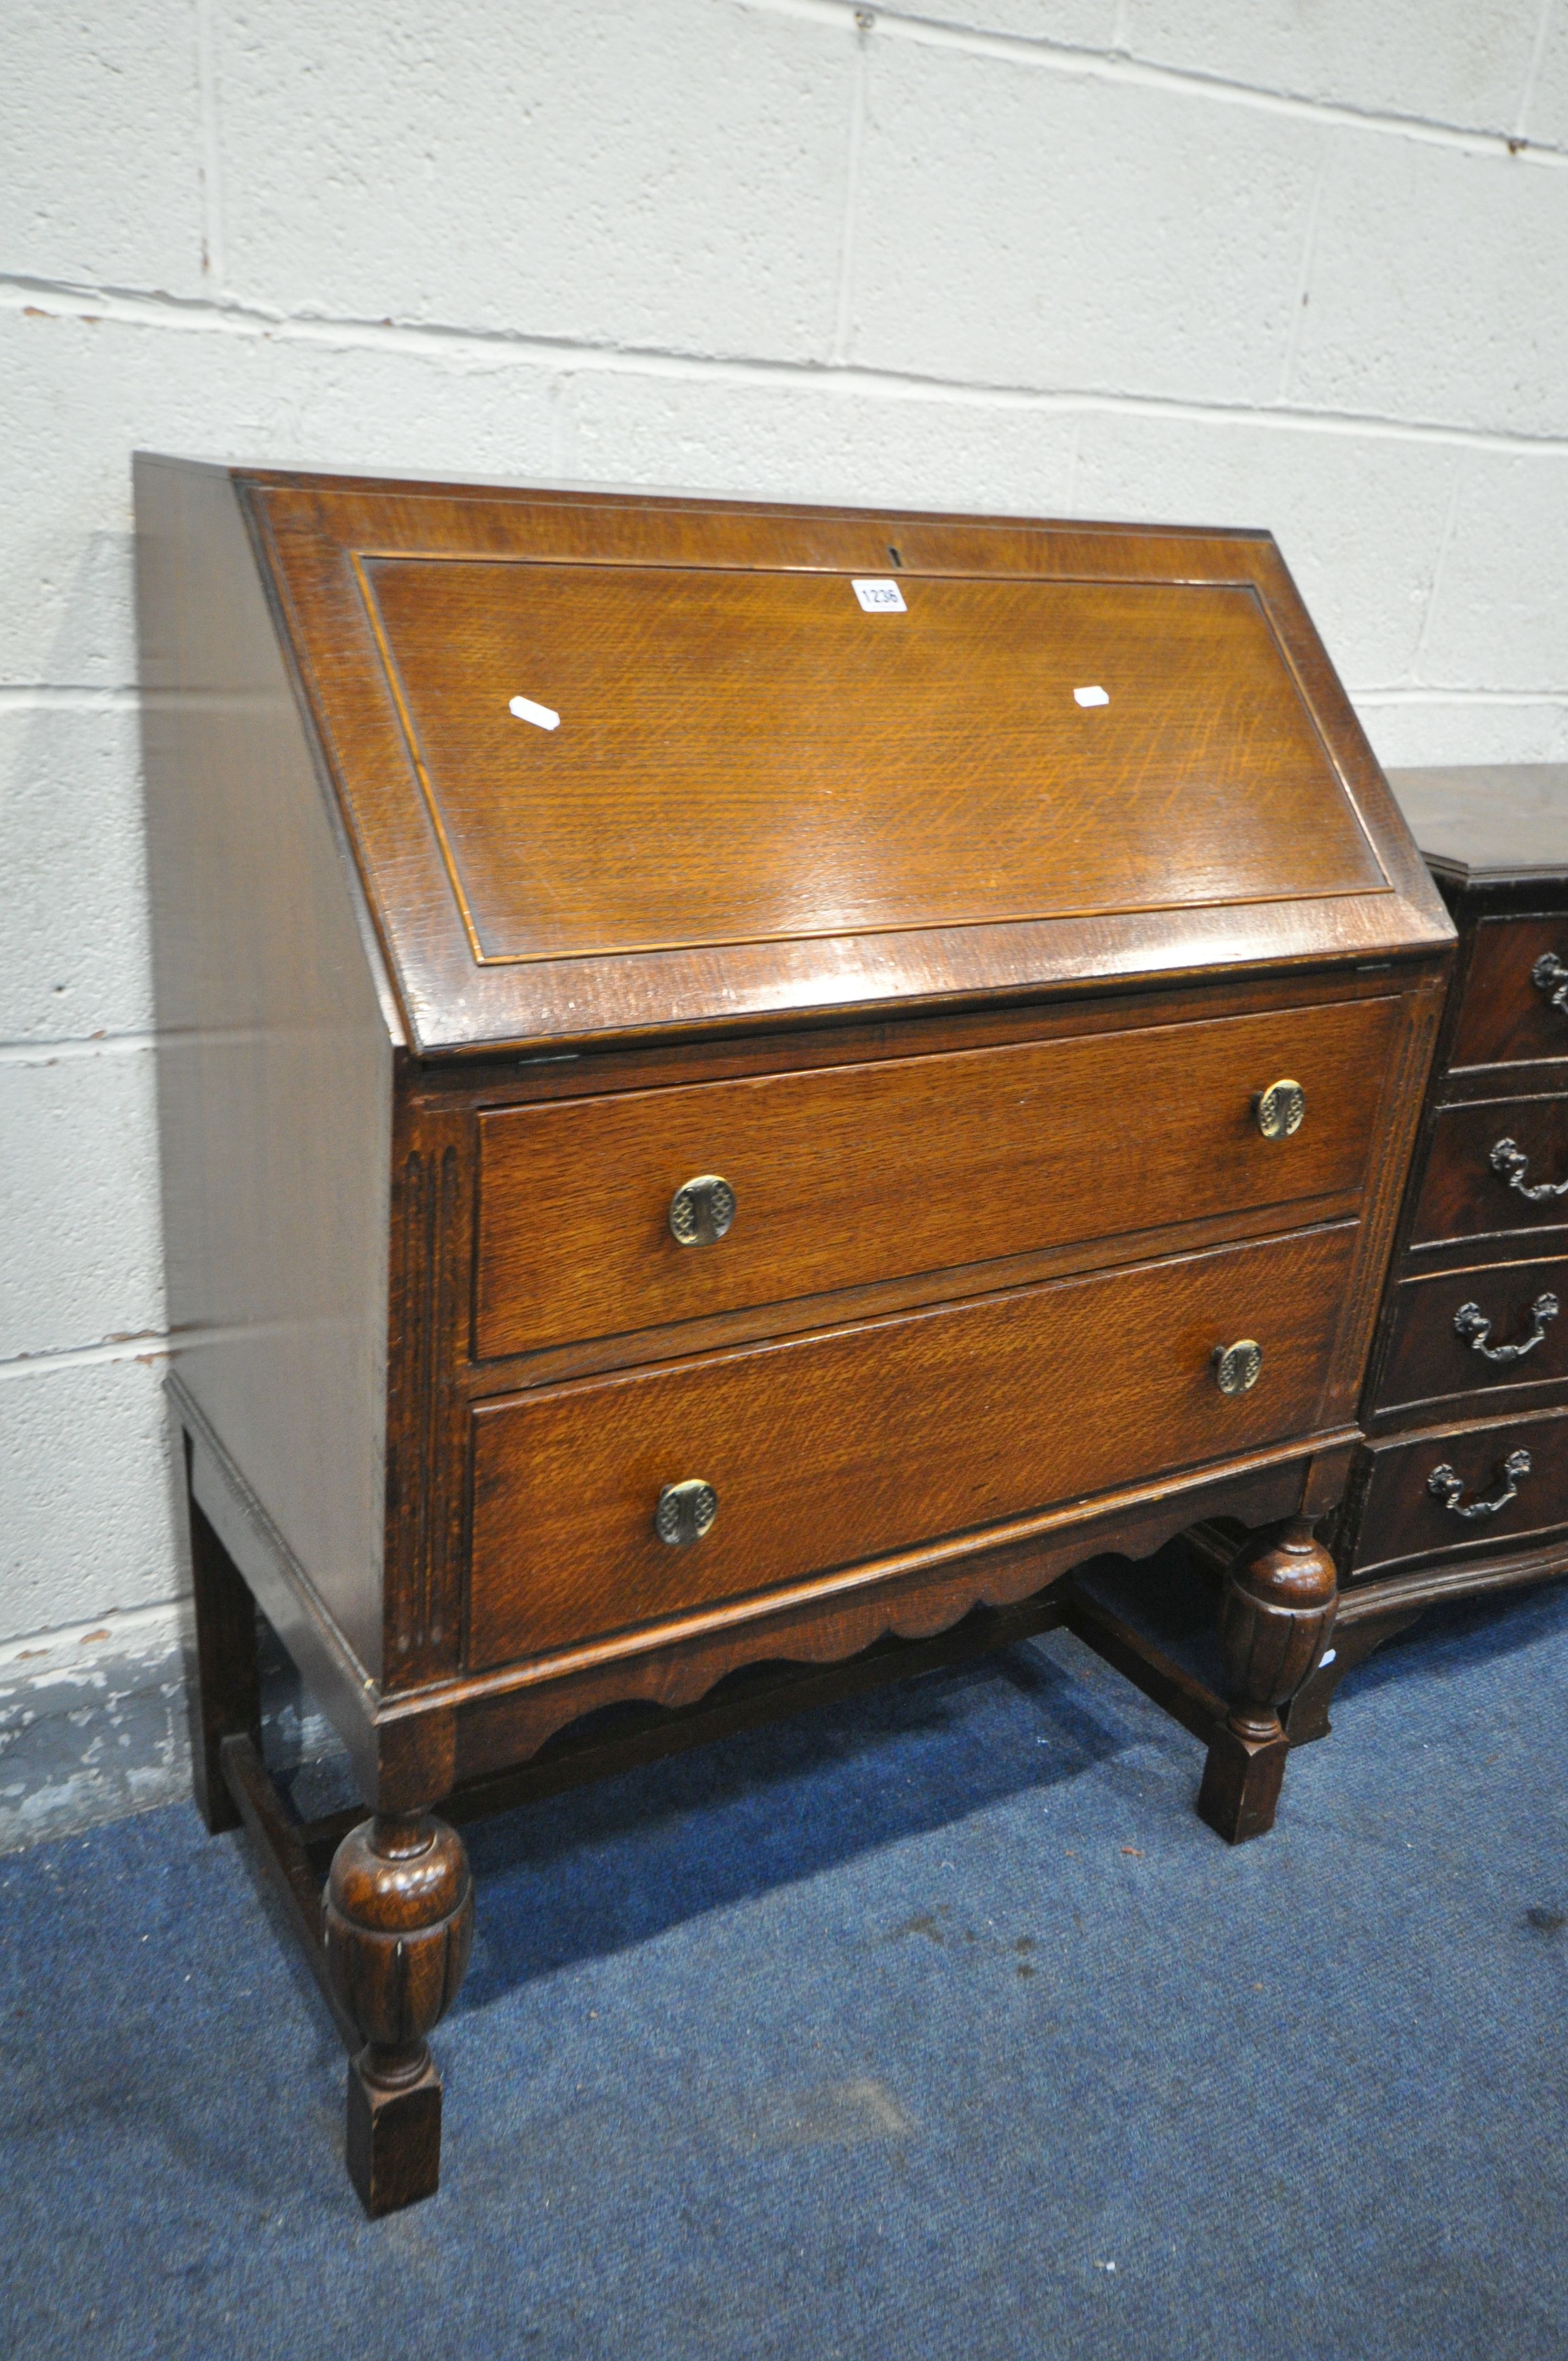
[887,545,902,567]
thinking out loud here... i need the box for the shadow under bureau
[134,463,1452,2213]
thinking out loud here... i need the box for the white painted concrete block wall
[3,0,1566,1843]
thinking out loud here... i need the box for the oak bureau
[134,461,1452,2214]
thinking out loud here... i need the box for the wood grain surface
[365,559,1384,962]
[238,471,1451,1053]
[476,994,1396,1357]
[1388,765,1568,888]
[135,456,395,1682]
[1411,1091,1568,1248]
[1351,1405,1568,1579]
[469,1220,1358,1667]
[449,1439,1333,1776]
[1447,913,1568,1070]
[1376,1252,1568,1417]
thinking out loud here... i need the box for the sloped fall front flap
[243,473,1450,1052]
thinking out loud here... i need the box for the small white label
[852,578,906,613]
[1074,684,1110,708]
[509,694,560,731]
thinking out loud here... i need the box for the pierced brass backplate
[669,1173,737,1247]
[1213,1339,1264,1395]
[655,1479,718,1546]
[1254,1079,1305,1140]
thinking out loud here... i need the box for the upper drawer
[1411,1095,1568,1249]
[469,1220,1358,1669]
[475,995,1397,1359]
[1451,916,1568,1070]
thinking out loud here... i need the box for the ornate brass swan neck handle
[1532,951,1568,1015]
[1489,1138,1568,1203]
[1452,1292,1560,1363]
[1427,1448,1532,1520]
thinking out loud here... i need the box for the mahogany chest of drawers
[1286,766,1568,1734]
[134,461,1451,2212]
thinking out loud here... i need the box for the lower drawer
[468,1221,1358,1669]
[1349,1406,1568,1580]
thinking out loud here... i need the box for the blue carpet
[4,1574,1568,2361]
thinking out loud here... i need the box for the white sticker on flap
[852,578,907,613]
[509,694,560,731]
[1074,685,1109,708]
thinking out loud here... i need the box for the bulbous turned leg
[1197,1515,1337,1845]
[323,1809,474,2216]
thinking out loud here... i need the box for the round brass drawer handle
[655,1479,718,1546]
[669,1173,736,1247]
[1213,1339,1263,1395]
[1253,1079,1305,1140]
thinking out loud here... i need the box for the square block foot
[1196,1723,1289,1846]
[346,2053,444,2217]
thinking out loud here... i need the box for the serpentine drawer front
[1411,1094,1568,1247]
[139,463,1452,2214]
[476,996,1395,1358]
[1349,1407,1568,1581]
[1376,1254,1568,1417]
[1449,915,1568,1070]
[469,1220,1359,1667]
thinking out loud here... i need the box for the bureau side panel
[134,457,394,1681]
